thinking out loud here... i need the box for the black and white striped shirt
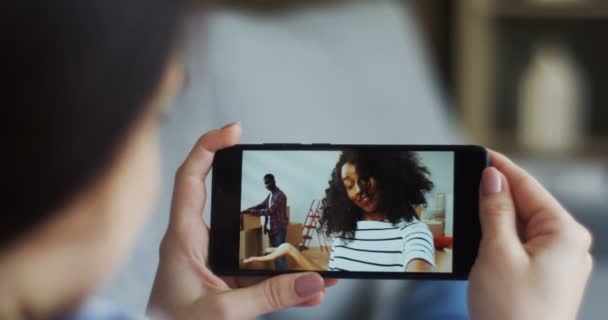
[328,219,435,272]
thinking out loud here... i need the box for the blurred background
[98,0,607,318]
[416,1,608,317]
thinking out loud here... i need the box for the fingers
[243,257,261,264]
[264,248,277,254]
[479,167,519,244]
[245,245,289,264]
[215,273,326,318]
[230,277,338,290]
[178,121,242,179]
[243,253,277,264]
[488,150,565,223]
[170,122,241,224]
[324,278,339,288]
[487,151,593,254]
[296,291,326,307]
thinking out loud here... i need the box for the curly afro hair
[319,149,434,239]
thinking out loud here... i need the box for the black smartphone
[210,144,488,280]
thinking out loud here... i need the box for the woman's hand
[243,243,294,264]
[469,151,593,320]
[245,243,323,271]
[147,123,336,319]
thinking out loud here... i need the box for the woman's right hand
[244,243,294,264]
[244,243,322,271]
[147,124,336,320]
[469,151,593,320]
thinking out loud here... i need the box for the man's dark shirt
[249,188,288,235]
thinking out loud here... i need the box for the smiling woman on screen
[244,149,436,272]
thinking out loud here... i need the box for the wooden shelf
[456,0,608,161]
[484,133,608,161]
[493,2,608,19]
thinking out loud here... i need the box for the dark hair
[319,150,434,239]
[264,174,275,181]
[1,0,186,248]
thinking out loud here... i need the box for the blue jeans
[269,229,288,271]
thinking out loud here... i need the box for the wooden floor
[435,249,453,273]
[298,246,330,270]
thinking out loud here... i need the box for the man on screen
[242,173,288,270]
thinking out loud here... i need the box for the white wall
[242,151,340,247]
[418,152,455,236]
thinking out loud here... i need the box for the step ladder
[299,199,330,254]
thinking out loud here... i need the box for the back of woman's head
[1,0,186,248]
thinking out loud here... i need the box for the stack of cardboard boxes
[239,207,304,270]
[239,214,264,268]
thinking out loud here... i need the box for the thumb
[216,273,325,319]
[479,167,519,245]
[170,122,241,225]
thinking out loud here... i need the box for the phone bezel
[210,144,488,280]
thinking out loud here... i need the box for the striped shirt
[328,219,435,272]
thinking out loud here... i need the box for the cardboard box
[259,223,302,251]
[286,223,303,247]
[241,213,261,231]
[241,206,289,230]
[239,227,277,270]
[261,230,269,252]
[243,260,274,270]
[239,227,263,262]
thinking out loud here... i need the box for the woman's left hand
[147,123,337,319]
[243,243,293,264]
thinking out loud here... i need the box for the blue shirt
[390,281,469,320]
[69,282,468,320]
[61,299,144,320]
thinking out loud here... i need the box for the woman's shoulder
[352,219,431,236]
[395,218,432,235]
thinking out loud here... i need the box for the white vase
[517,40,587,153]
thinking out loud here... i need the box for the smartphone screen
[211,144,487,279]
